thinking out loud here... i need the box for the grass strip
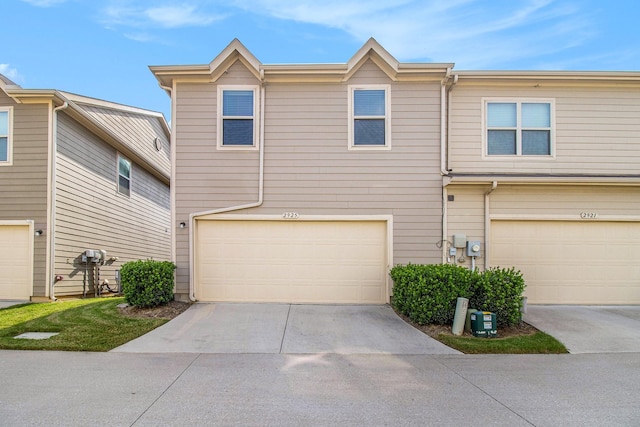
[436,331,568,354]
[0,297,166,352]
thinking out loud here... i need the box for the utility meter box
[470,311,497,338]
[466,241,481,257]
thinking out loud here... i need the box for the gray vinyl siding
[75,103,170,175]
[0,92,48,296]
[173,59,444,296]
[54,113,170,296]
[449,84,640,174]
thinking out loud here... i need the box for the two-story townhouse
[152,38,640,306]
[0,74,171,301]
[151,38,452,303]
[445,71,640,304]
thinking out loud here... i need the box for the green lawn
[435,331,568,354]
[0,297,167,352]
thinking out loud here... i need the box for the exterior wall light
[35,229,43,236]
[179,222,186,229]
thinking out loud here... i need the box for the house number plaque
[580,212,598,219]
[282,212,300,219]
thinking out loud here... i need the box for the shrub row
[390,264,525,327]
[121,259,176,308]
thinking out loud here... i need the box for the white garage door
[195,219,389,303]
[0,225,32,300]
[491,220,640,304]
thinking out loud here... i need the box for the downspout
[187,81,266,301]
[440,69,453,176]
[484,181,498,270]
[159,83,177,289]
[440,71,457,262]
[49,101,69,301]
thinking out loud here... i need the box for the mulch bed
[118,300,193,319]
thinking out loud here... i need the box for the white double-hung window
[0,107,13,164]
[217,86,259,149]
[349,85,390,149]
[485,100,553,156]
[117,154,131,197]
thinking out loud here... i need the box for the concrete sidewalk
[112,303,460,355]
[1,350,639,426]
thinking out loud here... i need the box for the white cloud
[0,64,21,82]
[20,0,68,6]
[103,2,225,29]
[230,0,593,68]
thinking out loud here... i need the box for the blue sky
[2,0,638,120]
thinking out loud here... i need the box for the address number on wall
[282,212,300,219]
[580,212,598,219]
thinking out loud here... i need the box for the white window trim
[217,85,260,151]
[0,106,13,166]
[348,84,391,151]
[117,154,131,197]
[482,98,556,159]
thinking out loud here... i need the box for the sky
[2,0,638,121]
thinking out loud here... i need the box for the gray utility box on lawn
[470,311,497,338]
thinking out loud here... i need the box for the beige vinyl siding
[173,59,443,297]
[0,92,48,296]
[445,185,486,261]
[449,85,640,174]
[54,113,170,296]
[445,183,640,269]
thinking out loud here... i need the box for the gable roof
[149,38,454,87]
[0,76,170,184]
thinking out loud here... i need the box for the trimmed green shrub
[121,260,176,308]
[390,264,476,325]
[469,267,526,327]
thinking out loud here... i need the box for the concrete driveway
[524,305,640,354]
[112,303,461,355]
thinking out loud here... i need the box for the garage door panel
[196,220,388,304]
[492,221,640,304]
[0,225,32,300]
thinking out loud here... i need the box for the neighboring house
[151,38,640,306]
[0,74,171,301]
[445,71,640,305]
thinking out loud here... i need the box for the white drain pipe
[49,101,68,301]
[187,84,266,301]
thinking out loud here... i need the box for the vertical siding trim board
[186,86,266,301]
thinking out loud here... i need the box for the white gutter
[484,181,498,270]
[49,101,68,300]
[187,84,266,301]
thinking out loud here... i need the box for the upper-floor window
[485,100,553,156]
[0,107,13,165]
[349,85,391,149]
[217,86,259,150]
[118,155,131,197]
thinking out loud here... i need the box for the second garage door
[0,224,32,300]
[491,220,640,304]
[195,219,389,303]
